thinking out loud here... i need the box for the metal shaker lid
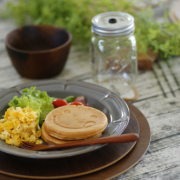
[91,12,135,36]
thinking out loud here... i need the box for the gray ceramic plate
[0,80,130,159]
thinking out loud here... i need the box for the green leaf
[64,96,75,103]
[2,0,180,59]
[8,86,55,126]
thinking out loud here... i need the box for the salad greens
[9,87,55,126]
[64,96,75,103]
[8,86,75,126]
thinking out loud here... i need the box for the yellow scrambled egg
[0,106,43,146]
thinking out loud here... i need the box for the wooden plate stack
[0,103,151,180]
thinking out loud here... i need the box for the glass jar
[91,12,137,96]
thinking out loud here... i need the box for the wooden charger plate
[0,103,150,180]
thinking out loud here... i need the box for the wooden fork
[19,133,139,151]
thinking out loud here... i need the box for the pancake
[44,105,108,140]
[42,123,102,145]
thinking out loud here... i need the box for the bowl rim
[5,24,72,54]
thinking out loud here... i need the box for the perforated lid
[92,12,135,36]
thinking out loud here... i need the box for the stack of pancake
[42,105,108,145]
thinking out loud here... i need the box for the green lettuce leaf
[8,86,55,126]
[64,95,75,103]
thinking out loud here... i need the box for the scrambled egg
[0,106,43,146]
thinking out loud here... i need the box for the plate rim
[0,80,130,159]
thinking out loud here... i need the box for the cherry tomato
[52,99,68,108]
[68,102,84,106]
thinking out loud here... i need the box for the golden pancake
[44,105,108,140]
[42,123,102,145]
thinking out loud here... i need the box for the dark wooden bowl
[5,25,72,79]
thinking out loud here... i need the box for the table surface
[0,1,180,180]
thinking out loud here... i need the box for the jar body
[91,32,137,96]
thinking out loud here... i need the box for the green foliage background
[2,0,180,59]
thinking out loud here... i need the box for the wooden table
[0,1,180,180]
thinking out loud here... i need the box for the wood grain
[19,133,139,151]
[0,1,180,179]
[5,25,72,79]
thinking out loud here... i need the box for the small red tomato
[52,99,68,108]
[68,102,84,106]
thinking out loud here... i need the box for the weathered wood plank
[0,1,180,179]
[133,94,180,141]
[114,145,180,180]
